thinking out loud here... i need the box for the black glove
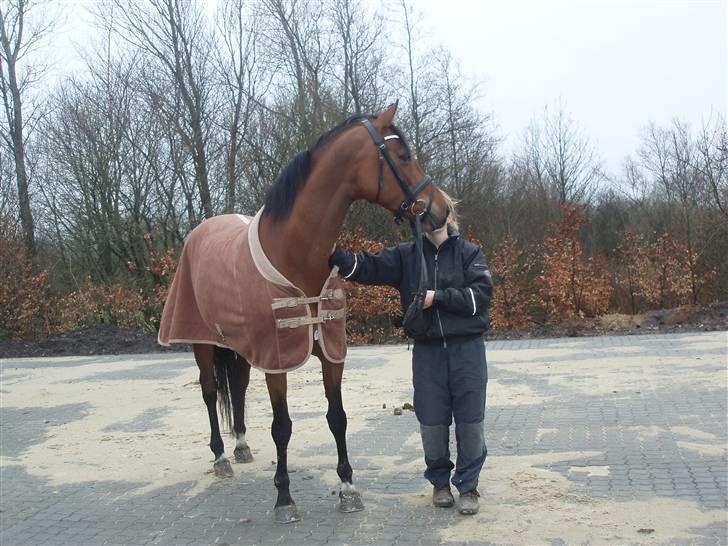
[402,290,432,338]
[328,246,356,277]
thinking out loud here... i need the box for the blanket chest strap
[276,308,346,329]
[271,289,345,310]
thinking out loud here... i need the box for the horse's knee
[326,388,347,435]
[194,345,216,391]
[271,405,292,447]
[326,402,347,437]
[272,419,292,446]
[199,368,217,396]
[202,389,216,407]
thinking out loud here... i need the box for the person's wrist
[329,248,355,276]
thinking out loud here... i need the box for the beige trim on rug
[157,332,309,374]
[248,208,296,288]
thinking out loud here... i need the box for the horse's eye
[400,153,411,162]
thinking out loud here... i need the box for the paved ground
[1,331,726,545]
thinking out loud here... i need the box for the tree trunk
[0,3,36,255]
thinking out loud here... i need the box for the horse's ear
[375,101,399,128]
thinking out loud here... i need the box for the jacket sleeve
[433,247,492,317]
[329,245,403,288]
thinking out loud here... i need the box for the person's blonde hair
[442,191,460,232]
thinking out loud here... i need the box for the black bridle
[361,119,437,226]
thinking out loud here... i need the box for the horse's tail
[213,346,235,433]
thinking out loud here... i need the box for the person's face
[423,212,449,237]
[433,212,449,234]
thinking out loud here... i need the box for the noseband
[361,119,437,226]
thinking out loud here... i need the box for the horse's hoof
[234,445,254,463]
[337,490,365,513]
[213,458,234,478]
[273,504,301,524]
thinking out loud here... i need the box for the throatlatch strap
[413,214,428,293]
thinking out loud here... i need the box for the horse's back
[184,214,252,292]
[158,214,253,349]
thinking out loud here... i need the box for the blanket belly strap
[271,289,345,310]
[276,308,346,329]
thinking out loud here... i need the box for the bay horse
[159,102,449,523]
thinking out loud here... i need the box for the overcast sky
[55,0,726,175]
[416,0,727,174]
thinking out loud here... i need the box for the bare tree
[637,119,715,304]
[214,0,264,213]
[98,0,216,220]
[397,0,425,159]
[328,0,385,116]
[37,28,179,285]
[514,119,546,189]
[0,143,15,217]
[0,0,55,254]
[508,119,560,242]
[258,0,335,148]
[512,102,603,209]
[542,102,603,205]
[428,50,497,196]
[413,48,501,242]
[395,3,490,173]
[696,115,728,220]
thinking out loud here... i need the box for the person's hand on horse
[328,245,356,276]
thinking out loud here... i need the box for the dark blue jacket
[331,231,493,343]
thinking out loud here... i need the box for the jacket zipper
[433,250,447,348]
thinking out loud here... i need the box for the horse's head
[353,102,450,232]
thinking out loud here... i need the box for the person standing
[329,200,492,515]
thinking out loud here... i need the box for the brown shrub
[144,247,180,329]
[490,236,535,330]
[0,217,52,340]
[53,281,151,332]
[538,205,611,321]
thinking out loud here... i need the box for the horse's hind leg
[265,372,300,523]
[228,355,254,463]
[193,344,233,478]
[318,350,364,513]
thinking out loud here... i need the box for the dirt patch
[1,302,726,358]
[0,325,188,358]
[485,301,728,341]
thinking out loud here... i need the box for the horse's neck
[258,167,355,295]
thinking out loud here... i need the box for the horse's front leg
[265,372,300,523]
[318,348,365,513]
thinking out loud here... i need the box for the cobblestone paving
[1,332,726,545]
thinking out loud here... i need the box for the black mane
[262,114,409,222]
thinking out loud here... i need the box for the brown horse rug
[158,209,347,373]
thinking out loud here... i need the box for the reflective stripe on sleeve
[345,254,358,279]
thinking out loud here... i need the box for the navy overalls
[330,229,493,493]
